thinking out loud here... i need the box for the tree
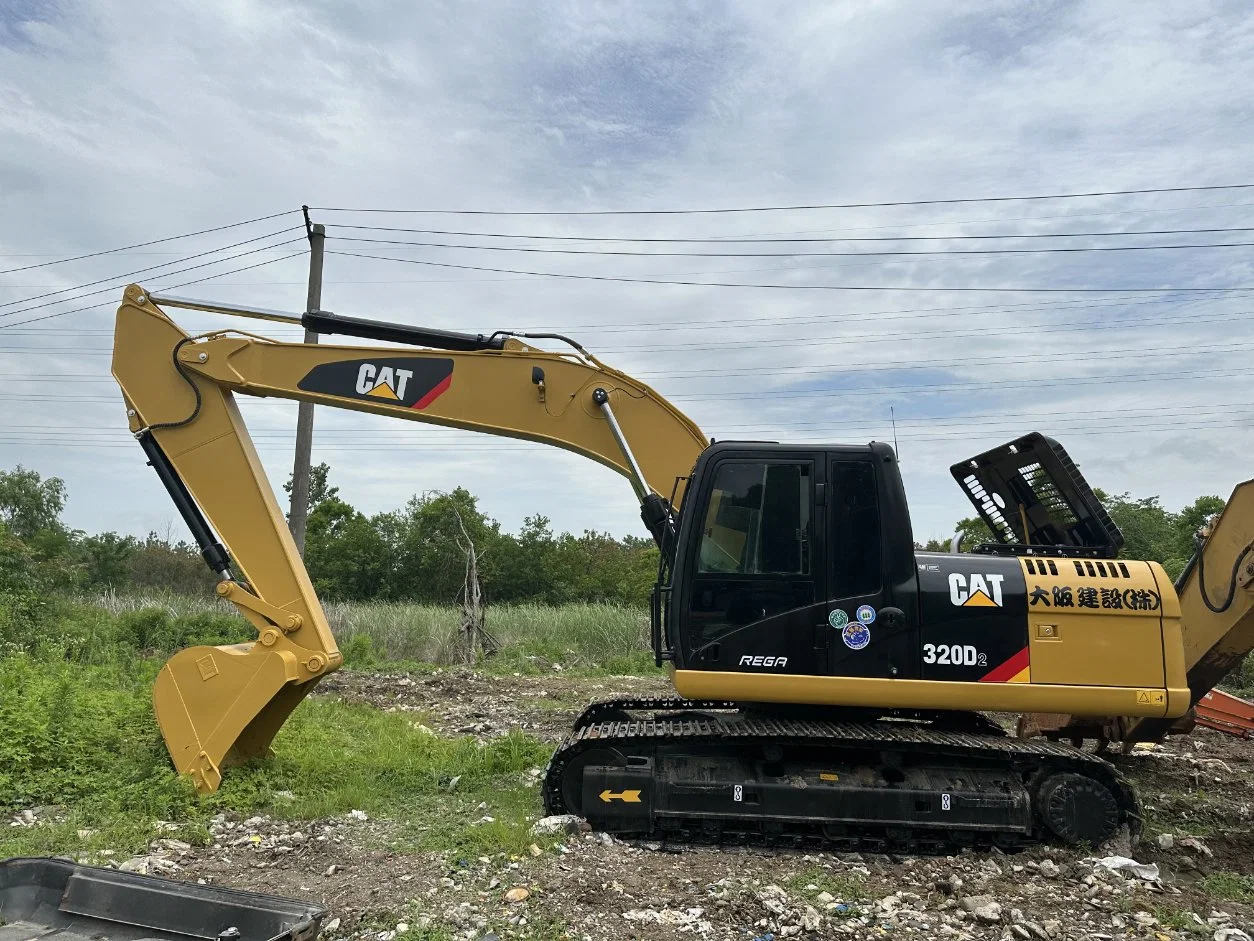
[126,532,215,594]
[386,488,501,603]
[926,515,996,553]
[283,462,339,518]
[79,532,138,590]
[1170,495,1227,575]
[0,466,66,540]
[304,496,391,599]
[492,515,559,603]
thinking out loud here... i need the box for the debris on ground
[1091,855,1161,881]
[24,670,1254,941]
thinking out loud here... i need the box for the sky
[2,0,1254,549]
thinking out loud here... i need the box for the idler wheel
[1037,772,1120,845]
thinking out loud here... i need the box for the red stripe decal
[980,647,1030,683]
[411,373,452,410]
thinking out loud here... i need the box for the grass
[785,866,866,904]
[1198,871,1254,904]
[0,593,659,865]
[0,592,650,873]
[0,652,553,861]
[90,590,655,675]
[1153,905,1202,933]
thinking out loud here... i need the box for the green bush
[114,608,251,655]
[0,654,191,815]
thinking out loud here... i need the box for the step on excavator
[110,284,1254,852]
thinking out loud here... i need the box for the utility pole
[288,207,324,555]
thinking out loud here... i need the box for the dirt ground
[114,670,1254,940]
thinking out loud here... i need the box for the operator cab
[652,433,1120,688]
[657,439,921,680]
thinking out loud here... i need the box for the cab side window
[697,462,811,575]
[830,460,880,597]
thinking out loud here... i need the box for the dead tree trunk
[450,507,498,664]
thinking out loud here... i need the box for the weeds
[0,654,551,860]
[785,866,866,903]
[1198,871,1254,903]
[324,600,651,673]
[82,592,655,674]
[1152,905,1201,932]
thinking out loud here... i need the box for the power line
[0,228,303,315]
[1,419,1249,451]
[6,401,1237,433]
[627,316,1250,360]
[4,308,1249,361]
[328,250,1254,294]
[0,250,306,330]
[331,224,1254,250]
[6,200,1243,262]
[330,233,1254,259]
[3,333,1248,375]
[308,182,1254,216]
[0,366,1247,406]
[0,290,1241,337]
[0,210,296,276]
[4,401,1240,437]
[674,367,1249,400]
[720,199,1254,239]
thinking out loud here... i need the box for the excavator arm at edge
[110,284,708,791]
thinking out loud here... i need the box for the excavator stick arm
[110,285,708,791]
[1123,477,1254,742]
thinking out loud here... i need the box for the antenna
[890,406,900,459]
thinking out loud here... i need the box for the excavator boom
[110,284,707,791]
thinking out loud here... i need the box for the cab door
[825,457,918,679]
[679,455,827,675]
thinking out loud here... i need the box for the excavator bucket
[153,642,321,792]
[112,288,342,793]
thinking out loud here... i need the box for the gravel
[38,670,1254,941]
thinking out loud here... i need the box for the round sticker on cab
[842,621,870,650]
[855,604,877,626]
[828,608,849,629]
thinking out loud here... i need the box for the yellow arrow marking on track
[599,789,642,803]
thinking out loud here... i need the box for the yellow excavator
[110,283,1254,852]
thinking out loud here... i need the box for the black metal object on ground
[0,857,328,941]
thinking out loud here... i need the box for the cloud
[1,0,1253,552]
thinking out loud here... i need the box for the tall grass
[328,601,651,672]
[89,591,654,673]
[0,653,551,859]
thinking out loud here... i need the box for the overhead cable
[0,210,296,276]
[328,249,1254,294]
[0,228,303,314]
[0,250,306,330]
[330,223,1254,244]
[308,182,1254,216]
[329,233,1254,258]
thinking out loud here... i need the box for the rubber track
[545,700,1141,852]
